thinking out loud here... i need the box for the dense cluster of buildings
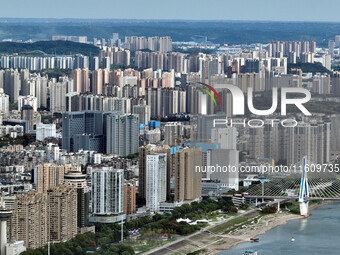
[0,32,340,254]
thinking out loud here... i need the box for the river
[218,202,340,255]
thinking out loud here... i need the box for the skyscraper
[124,183,136,215]
[0,89,9,114]
[207,149,239,190]
[34,163,76,193]
[50,76,73,113]
[138,144,171,199]
[211,127,238,150]
[90,167,125,223]
[173,147,202,202]
[21,105,34,131]
[91,56,99,71]
[47,185,78,242]
[18,95,38,111]
[146,153,167,212]
[4,193,48,249]
[192,113,227,143]
[92,69,109,95]
[159,36,172,52]
[4,185,78,249]
[4,69,20,103]
[114,49,130,66]
[64,169,90,229]
[72,68,89,93]
[133,104,151,125]
[62,111,111,152]
[106,113,139,156]
[164,122,183,147]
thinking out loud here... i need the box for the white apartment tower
[146,154,167,212]
[91,167,124,216]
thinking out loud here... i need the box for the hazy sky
[1,0,340,22]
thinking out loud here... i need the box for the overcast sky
[1,0,340,22]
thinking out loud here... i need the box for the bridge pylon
[298,156,309,216]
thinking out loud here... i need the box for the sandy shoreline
[206,202,333,255]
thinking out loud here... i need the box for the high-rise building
[90,167,125,223]
[332,71,340,94]
[34,163,76,193]
[211,127,238,150]
[4,193,48,249]
[62,111,111,152]
[0,205,13,255]
[64,169,90,229]
[173,147,202,202]
[50,76,73,113]
[192,113,227,143]
[103,57,111,70]
[0,56,9,68]
[74,55,89,69]
[168,52,184,72]
[106,113,139,156]
[335,35,340,47]
[18,95,38,111]
[0,89,9,114]
[245,59,260,73]
[328,40,335,57]
[247,121,331,165]
[47,185,78,242]
[91,56,99,71]
[159,36,173,52]
[20,73,48,109]
[72,68,89,93]
[21,105,35,131]
[0,70,4,88]
[4,185,77,249]
[114,49,130,66]
[146,153,167,212]
[112,33,119,45]
[164,122,183,147]
[92,69,109,95]
[133,104,151,125]
[125,36,172,52]
[4,69,20,103]
[313,73,330,94]
[124,183,136,215]
[207,149,239,190]
[73,134,105,153]
[139,144,171,200]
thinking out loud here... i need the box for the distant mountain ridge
[0,40,99,56]
[0,20,340,46]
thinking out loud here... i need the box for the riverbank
[206,201,333,255]
[142,201,332,255]
[207,212,302,254]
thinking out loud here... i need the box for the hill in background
[0,40,99,56]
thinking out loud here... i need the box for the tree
[262,205,277,214]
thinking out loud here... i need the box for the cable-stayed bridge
[242,157,340,215]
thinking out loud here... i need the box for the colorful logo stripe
[199,88,217,105]
[198,82,223,107]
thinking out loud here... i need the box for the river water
[218,202,340,255]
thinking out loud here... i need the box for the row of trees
[126,198,237,236]
[0,134,35,148]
